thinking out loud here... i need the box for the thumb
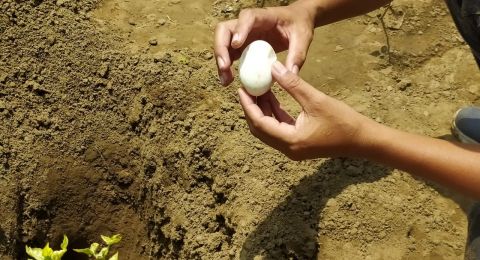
[271,61,321,107]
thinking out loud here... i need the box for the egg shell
[238,40,277,96]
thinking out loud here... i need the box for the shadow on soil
[239,158,392,259]
[240,135,478,259]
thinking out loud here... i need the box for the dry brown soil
[1,0,480,259]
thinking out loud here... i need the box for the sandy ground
[1,0,480,259]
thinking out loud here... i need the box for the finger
[285,30,312,73]
[271,61,322,107]
[257,93,273,117]
[238,88,294,141]
[217,66,234,86]
[215,21,236,86]
[232,8,277,49]
[265,91,295,124]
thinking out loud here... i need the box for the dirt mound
[1,0,479,259]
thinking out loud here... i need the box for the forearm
[361,122,480,199]
[292,0,392,27]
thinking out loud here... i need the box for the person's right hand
[238,61,377,160]
[214,2,316,86]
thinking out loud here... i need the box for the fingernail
[272,61,288,75]
[217,57,225,69]
[232,34,240,46]
[219,73,226,86]
[292,65,299,75]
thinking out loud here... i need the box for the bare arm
[294,0,393,26]
[363,124,480,198]
[239,61,480,200]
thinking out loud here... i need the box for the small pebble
[223,6,234,13]
[158,18,166,26]
[47,35,56,46]
[203,52,213,60]
[334,45,344,52]
[0,73,7,83]
[149,38,158,46]
[397,79,412,91]
[98,63,109,78]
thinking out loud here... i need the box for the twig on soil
[166,15,176,26]
[378,4,392,63]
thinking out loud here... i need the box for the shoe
[451,106,480,144]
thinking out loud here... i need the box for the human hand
[238,61,376,160]
[214,2,316,86]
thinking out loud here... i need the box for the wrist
[349,117,389,159]
[289,0,322,27]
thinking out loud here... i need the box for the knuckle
[288,142,300,155]
[304,29,313,40]
[312,92,328,106]
[296,50,307,61]
[213,47,221,57]
[284,74,302,90]
[214,22,224,32]
[251,119,262,130]
[286,135,305,153]
[214,22,227,36]
[239,9,254,19]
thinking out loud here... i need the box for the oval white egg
[238,40,277,96]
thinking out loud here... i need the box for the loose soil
[1,0,479,259]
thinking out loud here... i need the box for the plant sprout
[74,234,122,260]
[25,235,68,260]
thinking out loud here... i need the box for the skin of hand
[214,0,391,87]
[239,61,375,161]
[214,1,317,86]
[225,0,480,199]
[241,61,480,199]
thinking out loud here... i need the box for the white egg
[238,40,277,96]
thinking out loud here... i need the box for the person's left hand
[239,61,377,160]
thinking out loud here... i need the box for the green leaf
[26,246,44,260]
[26,236,68,260]
[51,249,67,260]
[60,235,68,250]
[95,247,109,259]
[73,248,94,256]
[90,242,99,254]
[108,252,119,260]
[101,234,122,246]
[42,243,54,256]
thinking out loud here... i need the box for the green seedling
[74,234,122,260]
[25,235,68,260]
